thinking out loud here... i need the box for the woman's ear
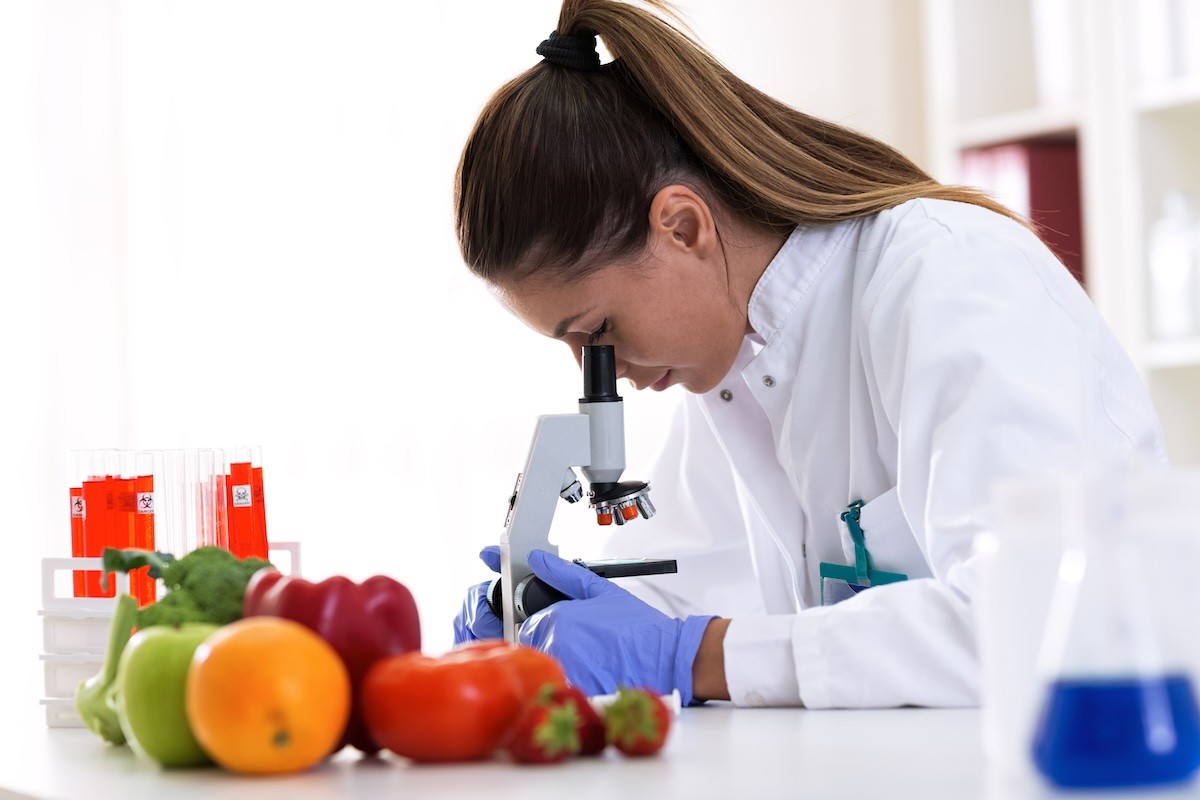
[648,185,717,258]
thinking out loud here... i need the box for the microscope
[488,344,676,644]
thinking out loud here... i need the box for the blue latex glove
[518,549,715,706]
[452,545,502,644]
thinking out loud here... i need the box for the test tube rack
[37,543,302,728]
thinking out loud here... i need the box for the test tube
[197,448,228,550]
[67,450,86,596]
[80,449,117,597]
[226,446,255,559]
[160,449,193,558]
[250,445,269,559]
[134,450,160,605]
[113,451,140,601]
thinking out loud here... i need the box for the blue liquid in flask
[1032,674,1200,788]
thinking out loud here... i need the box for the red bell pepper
[242,571,421,755]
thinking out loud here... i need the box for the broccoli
[101,546,274,628]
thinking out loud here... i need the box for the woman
[451,0,1166,709]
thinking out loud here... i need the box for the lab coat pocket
[851,487,932,580]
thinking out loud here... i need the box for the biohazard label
[137,492,155,514]
[71,497,85,517]
[232,485,253,507]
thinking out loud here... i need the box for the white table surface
[5,696,1200,800]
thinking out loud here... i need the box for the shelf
[925,0,1200,460]
[955,106,1078,150]
[1137,77,1200,114]
[1145,338,1200,369]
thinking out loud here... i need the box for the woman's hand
[451,546,503,643]
[518,549,716,705]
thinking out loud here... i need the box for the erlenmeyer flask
[1030,470,1200,788]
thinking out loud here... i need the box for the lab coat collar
[746,220,858,345]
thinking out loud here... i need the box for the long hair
[455,0,1025,283]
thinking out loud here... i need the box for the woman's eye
[586,319,609,344]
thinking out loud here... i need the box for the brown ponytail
[455,0,1025,284]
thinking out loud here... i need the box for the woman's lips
[651,370,673,391]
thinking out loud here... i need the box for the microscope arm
[499,413,591,643]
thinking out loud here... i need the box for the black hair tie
[536,30,601,71]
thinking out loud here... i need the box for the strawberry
[603,686,671,757]
[547,685,607,756]
[505,692,583,764]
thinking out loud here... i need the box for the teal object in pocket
[818,499,907,605]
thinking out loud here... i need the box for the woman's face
[497,242,750,395]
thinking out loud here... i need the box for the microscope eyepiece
[582,344,621,403]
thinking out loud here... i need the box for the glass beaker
[976,475,1069,781]
[1030,470,1200,788]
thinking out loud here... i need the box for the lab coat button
[743,691,766,707]
[762,375,776,387]
[720,389,733,402]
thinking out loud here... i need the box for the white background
[0,0,924,698]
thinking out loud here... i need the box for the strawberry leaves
[506,684,603,764]
[556,686,607,756]
[507,699,582,764]
[604,687,671,757]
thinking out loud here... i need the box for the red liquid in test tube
[214,472,229,551]
[69,486,85,596]
[251,445,268,559]
[134,451,157,606]
[69,449,86,596]
[113,452,139,603]
[226,457,254,558]
[80,450,116,597]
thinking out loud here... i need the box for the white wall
[1,0,925,690]
[686,0,926,167]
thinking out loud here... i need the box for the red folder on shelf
[960,139,1085,286]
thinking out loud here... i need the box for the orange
[185,616,350,775]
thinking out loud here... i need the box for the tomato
[362,650,523,762]
[447,640,510,659]
[362,643,568,763]
[450,641,568,702]
[504,646,569,699]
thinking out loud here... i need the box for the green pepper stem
[101,593,138,685]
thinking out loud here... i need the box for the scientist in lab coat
[451,0,1167,709]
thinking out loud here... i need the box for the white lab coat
[597,198,1168,709]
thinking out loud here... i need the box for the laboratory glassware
[1030,470,1200,788]
[67,450,87,596]
[975,475,1067,780]
[79,450,119,597]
